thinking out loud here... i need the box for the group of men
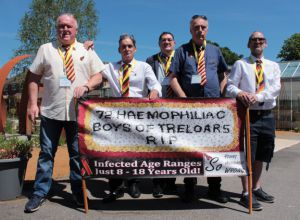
[24,13,281,213]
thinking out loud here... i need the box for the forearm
[28,72,41,106]
[85,72,103,91]
[219,72,228,97]
[170,74,186,98]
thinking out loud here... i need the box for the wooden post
[82,178,89,213]
[245,108,253,214]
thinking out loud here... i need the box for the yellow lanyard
[118,59,136,88]
[249,57,264,83]
[192,40,206,61]
[157,50,175,75]
[57,41,76,70]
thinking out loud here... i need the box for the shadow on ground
[22,179,244,213]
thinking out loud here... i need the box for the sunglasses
[251,37,266,42]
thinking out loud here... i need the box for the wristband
[83,85,90,93]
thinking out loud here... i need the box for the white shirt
[29,41,105,121]
[226,55,281,110]
[103,59,162,97]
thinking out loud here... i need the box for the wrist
[83,85,90,93]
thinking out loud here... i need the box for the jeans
[33,116,82,197]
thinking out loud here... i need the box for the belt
[249,110,272,116]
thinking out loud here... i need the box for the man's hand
[74,86,89,98]
[28,105,39,123]
[237,91,257,107]
[83,40,94,50]
[148,89,159,100]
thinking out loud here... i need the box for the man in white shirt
[25,13,105,213]
[226,31,281,211]
[102,33,162,202]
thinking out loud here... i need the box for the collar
[250,54,265,63]
[190,39,206,51]
[119,58,136,66]
[58,39,77,51]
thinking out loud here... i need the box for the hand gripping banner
[77,98,247,178]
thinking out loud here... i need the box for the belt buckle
[257,111,261,116]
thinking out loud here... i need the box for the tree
[12,0,98,77]
[277,33,300,61]
[207,40,243,66]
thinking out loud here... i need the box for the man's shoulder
[232,57,249,68]
[179,41,191,50]
[39,42,56,49]
[206,43,221,52]
[74,41,90,53]
[146,53,159,63]
[135,59,149,65]
[263,58,278,66]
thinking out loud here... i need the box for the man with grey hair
[24,13,105,213]
[226,31,281,211]
[169,15,229,203]
[101,33,162,202]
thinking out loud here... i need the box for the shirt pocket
[183,56,197,74]
[129,69,145,89]
[206,57,218,70]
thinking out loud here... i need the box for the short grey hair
[119,33,136,47]
[189,14,208,27]
[56,13,78,29]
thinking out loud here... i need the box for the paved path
[1,132,299,220]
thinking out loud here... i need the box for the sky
[0,0,299,69]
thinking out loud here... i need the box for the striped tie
[63,46,75,82]
[163,56,173,97]
[122,63,130,97]
[255,60,265,93]
[197,49,207,86]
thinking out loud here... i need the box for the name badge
[59,76,71,87]
[161,76,170,86]
[191,75,201,84]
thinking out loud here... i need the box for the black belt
[249,110,272,116]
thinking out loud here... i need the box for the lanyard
[118,59,136,88]
[157,50,175,74]
[57,41,76,72]
[249,57,264,83]
[192,40,206,61]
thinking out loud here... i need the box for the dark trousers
[153,178,176,187]
[184,177,222,191]
[108,178,139,191]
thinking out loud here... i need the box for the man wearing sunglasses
[146,32,177,198]
[102,33,162,203]
[226,31,281,211]
[169,15,229,203]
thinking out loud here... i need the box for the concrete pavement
[1,132,299,220]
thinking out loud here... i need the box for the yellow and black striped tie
[63,46,75,83]
[122,63,130,97]
[255,60,265,93]
[197,49,206,86]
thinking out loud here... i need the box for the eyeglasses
[191,15,208,21]
[251,37,266,42]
